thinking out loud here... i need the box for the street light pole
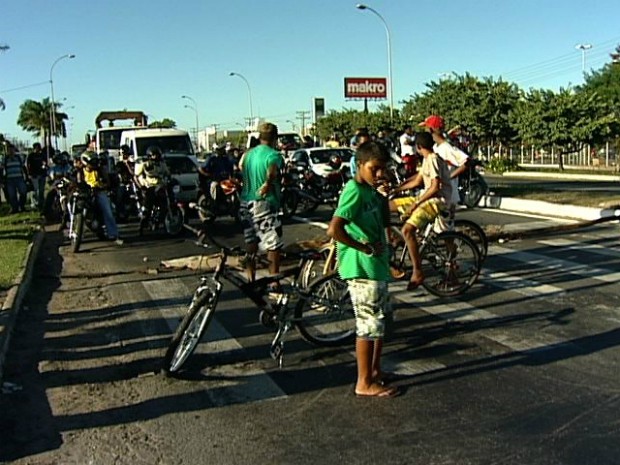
[181,95,200,149]
[229,72,254,127]
[183,103,199,150]
[576,43,593,74]
[49,53,75,154]
[356,3,393,123]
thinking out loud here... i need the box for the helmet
[120,144,131,158]
[146,146,162,160]
[80,151,98,167]
[328,154,342,170]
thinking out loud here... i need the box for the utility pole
[296,110,311,136]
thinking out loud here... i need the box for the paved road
[1,208,619,465]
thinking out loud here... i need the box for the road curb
[0,228,45,382]
[480,195,620,221]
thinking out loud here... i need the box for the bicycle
[162,231,356,375]
[299,217,487,291]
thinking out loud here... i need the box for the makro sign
[344,77,387,99]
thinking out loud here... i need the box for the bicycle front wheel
[295,273,355,347]
[421,231,481,297]
[163,279,222,375]
[299,242,336,289]
[453,218,488,262]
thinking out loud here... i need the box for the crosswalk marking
[537,238,620,260]
[141,278,289,404]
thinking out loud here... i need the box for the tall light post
[183,103,199,150]
[286,119,297,131]
[576,43,593,74]
[356,4,393,122]
[181,95,200,149]
[229,72,254,127]
[49,53,75,153]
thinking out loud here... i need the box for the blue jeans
[6,177,27,212]
[94,190,119,239]
[31,176,46,210]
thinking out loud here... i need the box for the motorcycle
[195,176,241,224]
[67,183,107,253]
[458,158,488,208]
[43,175,72,224]
[139,178,185,236]
[280,158,348,217]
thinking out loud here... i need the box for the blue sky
[1,0,620,147]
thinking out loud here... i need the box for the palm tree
[17,98,68,148]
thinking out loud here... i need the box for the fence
[479,142,619,170]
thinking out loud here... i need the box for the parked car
[288,147,354,177]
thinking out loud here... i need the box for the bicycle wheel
[453,219,488,262]
[299,242,336,288]
[295,273,355,346]
[163,278,222,375]
[420,231,481,297]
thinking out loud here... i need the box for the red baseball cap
[418,115,445,130]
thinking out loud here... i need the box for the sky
[1,0,620,148]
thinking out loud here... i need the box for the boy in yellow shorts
[389,132,452,290]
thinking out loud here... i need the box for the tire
[453,219,488,262]
[281,189,299,219]
[165,207,184,236]
[197,194,216,224]
[43,190,61,223]
[71,212,84,253]
[163,279,222,375]
[420,231,481,297]
[463,181,485,208]
[295,273,355,347]
[299,243,336,289]
[297,193,320,213]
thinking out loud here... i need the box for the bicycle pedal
[270,342,283,362]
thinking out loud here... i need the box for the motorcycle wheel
[197,194,216,224]
[71,212,84,253]
[165,207,184,236]
[297,194,320,213]
[43,190,61,223]
[281,189,299,219]
[463,181,485,208]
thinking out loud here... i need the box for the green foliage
[484,156,521,174]
[16,98,68,146]
[148,118,176,129]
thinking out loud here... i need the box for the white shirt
[399,133,415,156]
[434,141,469,206]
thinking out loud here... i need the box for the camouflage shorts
[348,279,391,340]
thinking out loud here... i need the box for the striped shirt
[2,154,25,180]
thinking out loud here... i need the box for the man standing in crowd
[399,125,417,177]
[26,142,48,211]
[239,122,284,283]
[1,143,28,213]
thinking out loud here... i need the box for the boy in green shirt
[327,141,399,398]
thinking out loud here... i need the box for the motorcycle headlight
[172,185,181,194]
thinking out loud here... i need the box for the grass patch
[0,206,42,290]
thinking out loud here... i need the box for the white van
[120,128,200,202]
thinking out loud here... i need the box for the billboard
[344,77,387,99]
[313,97,325,121]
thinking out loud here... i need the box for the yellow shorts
[392,196,449,233]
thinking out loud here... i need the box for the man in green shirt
[327,141,399,398]
[239,122,284,282]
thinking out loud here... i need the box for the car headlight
[172,185,181,194]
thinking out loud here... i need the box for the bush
[484,156,521,174]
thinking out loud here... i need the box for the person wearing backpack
[1,144,28,213]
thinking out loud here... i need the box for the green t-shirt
[333,179,389,281]
[240,144,283,208]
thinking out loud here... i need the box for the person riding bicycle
[134,146,170,233]
[389,132,452,290]
[198,143,236,210]
[80,151,122,244]
[419,115,469,209]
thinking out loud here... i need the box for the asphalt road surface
[1,206,619,465]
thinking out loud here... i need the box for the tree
[17,98,68,148]
[148,118,176,129]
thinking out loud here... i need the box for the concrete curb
[480,195,620,221]
[501,171,620,182]
[0,229,45,382]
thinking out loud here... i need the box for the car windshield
[136,136,193,157]
[278,133,302,149]
[310,149,353,164]
[165,156,197,175]
[99,129,124,150]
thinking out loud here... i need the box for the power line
[0,80,49,94]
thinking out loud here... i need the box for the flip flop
[355,386,400,398]
[406,280,423,291]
